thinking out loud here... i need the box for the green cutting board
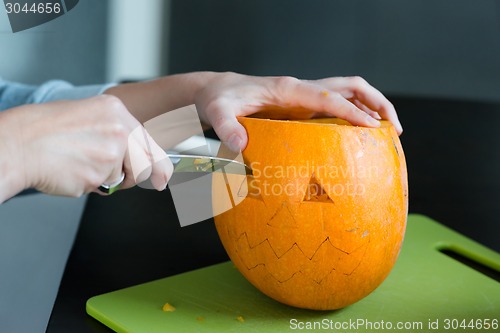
[87,214,500,332]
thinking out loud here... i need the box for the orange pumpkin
[213,116,408,310]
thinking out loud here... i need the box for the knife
[168,154,252,175]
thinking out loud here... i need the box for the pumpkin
[212,116,408,310]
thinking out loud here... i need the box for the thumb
[221,120,247,153]
[206,106,248,153]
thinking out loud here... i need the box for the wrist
[104,71,222,124]
[0,109,29,203]
[180,71,221,104]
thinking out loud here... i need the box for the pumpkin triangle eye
[303,175,334,203]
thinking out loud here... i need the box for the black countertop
[46,96,500,333]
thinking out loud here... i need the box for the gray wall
[0,1,108,332]
[168,0,500,103]
[0,0,108,84]
[0,195,86,333]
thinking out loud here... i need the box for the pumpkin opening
[248,113,394,129]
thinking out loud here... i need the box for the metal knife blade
[168,154,252,175]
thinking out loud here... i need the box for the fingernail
[397,125,403,135]
[226,134,243,152]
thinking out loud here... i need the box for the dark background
[167,0,500,103]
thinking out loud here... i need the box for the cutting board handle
[435,242,500,282]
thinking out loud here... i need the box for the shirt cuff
[30,80,116,103]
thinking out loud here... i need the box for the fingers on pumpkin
[283,80,381,129]
[351,99,382,120]
[346,78,402,135]
[326,95,381,129]
[317,76,402,135]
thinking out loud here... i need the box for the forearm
[104,72,219,124]
[0,109,26,203]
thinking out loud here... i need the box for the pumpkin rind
[213,117,408,310]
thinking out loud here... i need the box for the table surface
[46,96,500,333]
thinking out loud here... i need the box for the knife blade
[168,154,252,175]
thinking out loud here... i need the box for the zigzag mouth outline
[232,231,370,284]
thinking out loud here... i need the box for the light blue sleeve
[0,78,116,111]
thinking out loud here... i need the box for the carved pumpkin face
[213,117,408,310]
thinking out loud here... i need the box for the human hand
[0,95,172,202]
[194,72,401,152]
